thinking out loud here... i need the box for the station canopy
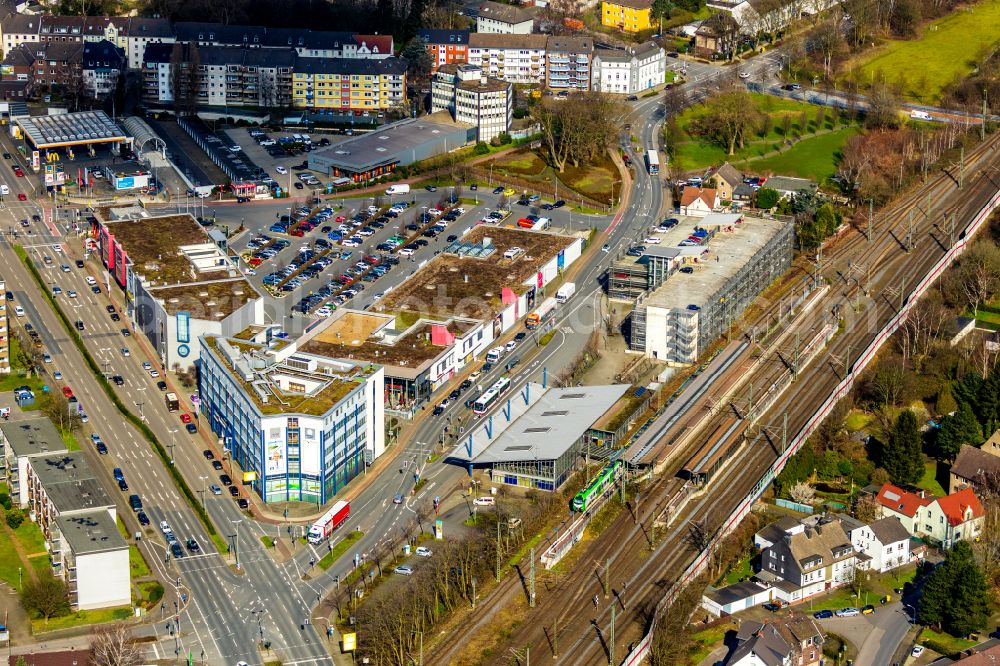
[16,111,127,150]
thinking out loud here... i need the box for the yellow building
[601,0,654,32]
[292,57,407,112]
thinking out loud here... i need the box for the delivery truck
[307,500,350,544]
[385,184,410,196]
[526,297,558,329]
[555,282,576,304]
[165,392,179,412]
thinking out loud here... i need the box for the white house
[591,41,666,95]
[874,483,932,534]
[918,487,985,548]
[680,186,718,217]
[848,516,911,573]
[476,1,535,34]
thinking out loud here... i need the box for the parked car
[394,565,413,575]
[813,609,833,619]
[835,608,860,617]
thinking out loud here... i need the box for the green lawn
[724,553,755,585]
[805,587,862,611]
[317,530,365,571]
[689,622,737,664]
[844,410,873,432]
[750,128,859,184]
[260,535,275,549]
[919,627,978,657]
[672,93,854,173]
[129,545,150,578]
[61,430,80,451]
[31,605,132,633]
[0,534,25,590]
[917,461,946,498]
[856,0,1000,103]
[136,580,164,608]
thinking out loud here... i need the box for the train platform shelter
[14,110,128,152]
[446,383,630,492]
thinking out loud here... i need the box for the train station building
[446,383,630,491]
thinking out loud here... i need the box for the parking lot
[227,183,600,319]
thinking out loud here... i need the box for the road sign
[343,632,357,651]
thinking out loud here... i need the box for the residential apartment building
[476,0,535,34]
[591,40,665,94]
[0,418,129,611]
[545,35,593,91]
[142,42,296,109]
[417,29,470,71]
[121,17,174,70]
[431,63,512,142]
[198,326,385,505]
[81,39,125,99]
[466,33,547,85]
[173,22,392,59]
[601,0,653,32]
[31,41,82,90]
[292,56,406,113]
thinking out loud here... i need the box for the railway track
[429,134,1000,666]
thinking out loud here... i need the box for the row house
[172,22,391,59]
[141,43,295,108]
[291,56,406,113]
[466,33,547,85]
[545,35,593,92]
[417,28,469,71]
[81,39,126,100]
[756,517,857,605]
[31,40,82,90]
[591,40,665,94]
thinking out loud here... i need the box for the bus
[645,149,660,175]
[571,460,622,512]
[473,377,512,415]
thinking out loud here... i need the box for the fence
[776,498,814,514]
[619,184,1000,666]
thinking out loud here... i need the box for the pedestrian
[593,594,599,608]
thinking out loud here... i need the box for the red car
[13,167,23,177]
[180,413,192,424]
[289,229,305,237]
[62,386,73,398]
[335,215,347,223]
[17,193,26,201]
[247,257,263,267]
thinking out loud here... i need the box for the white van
[474,496,495,506]
[385,184,410,196]
[0,184,9,195]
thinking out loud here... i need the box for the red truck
[307,501,350,544]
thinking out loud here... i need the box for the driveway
[816,602,912,664]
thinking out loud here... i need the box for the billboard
[300,424,321,476]
[31,151,39,169]
[114,173,150,191]
[242,471,257,482]
[265,425,286,475]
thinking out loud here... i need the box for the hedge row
[15,247,219,539]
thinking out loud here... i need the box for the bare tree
[683,520,712,553]
[91,623,143,666]
[853,493,881,523]
[871,362,904,408]
[689,89,764,155]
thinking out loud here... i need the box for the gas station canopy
[15,111,127,150]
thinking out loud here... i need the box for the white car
[911,645,925,658]
[159,520,172,534]
[394,565,413,575]
[14,305,24,317]
[85,276,96,285]
[398,247,414,257]
[739,71,750,79]
[230,145,242,152]
[505,340,517,352]
[643,236,662,245]
[415,546,432,557]
[149,369,160,378]
[121,347,130,357]
[275,166,288,175]
[67,290,77,298]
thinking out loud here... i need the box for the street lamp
[471,577,477,609]
[198,475,207,509]
[231,519,243,569]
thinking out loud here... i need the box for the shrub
[5,508,24,529]
[473,141,490,155]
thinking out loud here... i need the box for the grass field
[318,530,364,570]
[751,128,859,184]
[556,153,621,204]
[672,93,854,174]
[855,0,1000,103]
[489,151,547,176]
[918,461,946,497]
[31,605,132,633]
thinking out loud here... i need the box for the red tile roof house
[680,186,718,217]
[876,483,986,548]
[874,483,932,534]
[918,487,985,548]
